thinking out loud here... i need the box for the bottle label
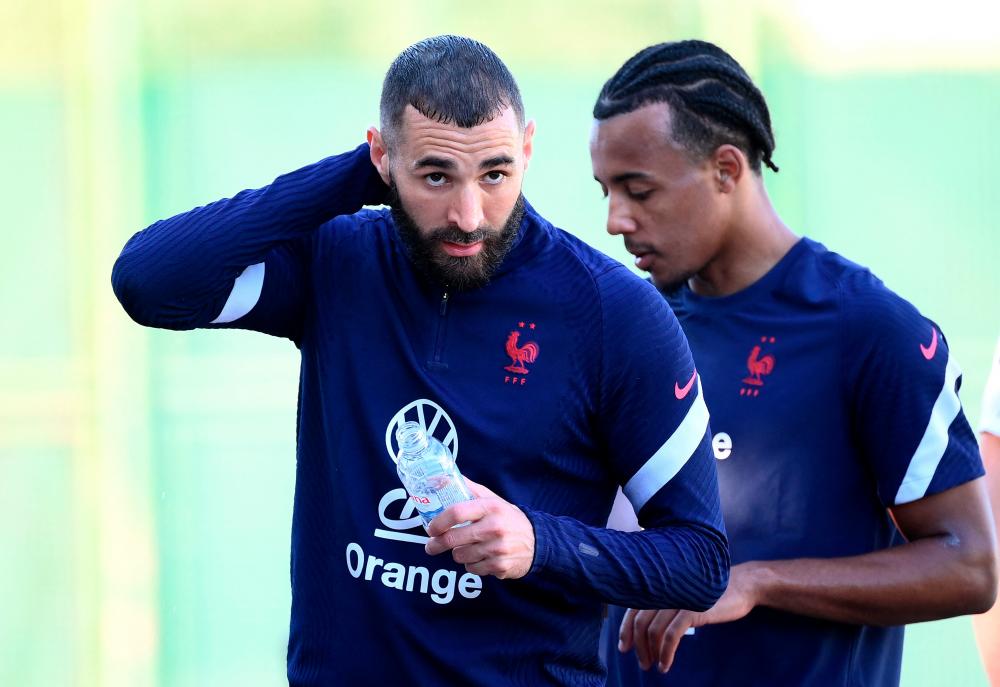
[407,491,444,515]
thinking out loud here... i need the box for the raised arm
[112,143,387,338]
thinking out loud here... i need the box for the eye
[425,173,447,187]
[625,185,653,202]
[483,171,506,185]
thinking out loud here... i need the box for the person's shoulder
[528,207,649,292]
[789,238,921,322]
[804,241,943,369]
[532,214,623,274]
[316,206,393,247]
[832,254,927,335]
[343,205,393,230]
[518,204,660,317]
[773,237,865,303]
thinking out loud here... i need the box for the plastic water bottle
[395,421,474,530]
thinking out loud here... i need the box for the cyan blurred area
[2,1,998,685]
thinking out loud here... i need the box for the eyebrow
[479,155,515,169]
[607,171,652,184]
[414,156,455,170]
[412,155,516,171]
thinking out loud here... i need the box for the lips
[441,241,484,257]
[631,251,654,271]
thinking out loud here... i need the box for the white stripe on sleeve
[624,381,710,513]
[211,262,265,324]
[894,354,963,505]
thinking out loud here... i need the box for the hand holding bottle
[424,477,536,580]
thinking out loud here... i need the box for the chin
[650,270,691,294]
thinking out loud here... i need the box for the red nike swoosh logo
[920,327,938,361]
[675,369,697,400]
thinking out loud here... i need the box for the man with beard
[112,36,729,686]
[591,40,997,686]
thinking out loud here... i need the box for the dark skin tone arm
[621,478,999,673]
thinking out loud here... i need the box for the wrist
[740,560,777,609]
[518,506,548,576]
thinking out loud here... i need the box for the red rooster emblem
[742,344,775,386]
[504,330,539,374]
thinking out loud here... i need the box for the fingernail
[617,640,625,652]
[659,663,667,673]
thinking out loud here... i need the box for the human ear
[367,126,392,186]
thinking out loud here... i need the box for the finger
[645,609,676,671]
[657,611,693,673]
[618,608,638,653]
[450,542,493,566]
[637,609,678,672]
[425,499,491,537]
[463,553,524,579]
[424,519,484,555]
[461,476,497,499]
[631,609,659,671]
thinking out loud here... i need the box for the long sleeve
[522,266,729,610]
[524,490,728,611]
[111,143,386,337]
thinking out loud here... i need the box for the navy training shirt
[607,237,984,686]
[111,143,729,686]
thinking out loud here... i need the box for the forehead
[590,102,688,175]
[396,105,522,163]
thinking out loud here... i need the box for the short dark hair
[594,40,778,174]
[380,35,525,147]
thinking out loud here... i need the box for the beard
[389,186,525,291]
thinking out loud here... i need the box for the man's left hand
[424,477,535,580]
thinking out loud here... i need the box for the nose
[447,184,486,233]
[606,195,637,236]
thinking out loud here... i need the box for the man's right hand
[619,562,762,673]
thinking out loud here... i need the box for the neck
[688,181,797,298]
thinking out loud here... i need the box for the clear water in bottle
[395,421,473,530]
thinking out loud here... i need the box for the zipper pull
[440,290,450,316]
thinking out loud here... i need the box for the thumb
[462,475,497,499]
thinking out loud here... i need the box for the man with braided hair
[592,40,997,686]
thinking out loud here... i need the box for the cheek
[398,183,447,228]
[484,186,521,225]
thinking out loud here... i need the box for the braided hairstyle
[594,40,779,174]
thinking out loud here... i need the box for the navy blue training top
[607,237,983,687]
[111,143,730,686]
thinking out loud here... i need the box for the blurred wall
[1,1,997,685]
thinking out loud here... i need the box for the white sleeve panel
[210,262,266,324]
[623,380,709,513]
[895,354,963,504]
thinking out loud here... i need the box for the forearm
[751,534,996,626]
[524,507,729,611]
[112,143,385,329]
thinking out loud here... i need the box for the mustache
[426,225,502,245]
[623,239,657,255]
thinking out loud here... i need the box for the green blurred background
[1,1,998,685]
